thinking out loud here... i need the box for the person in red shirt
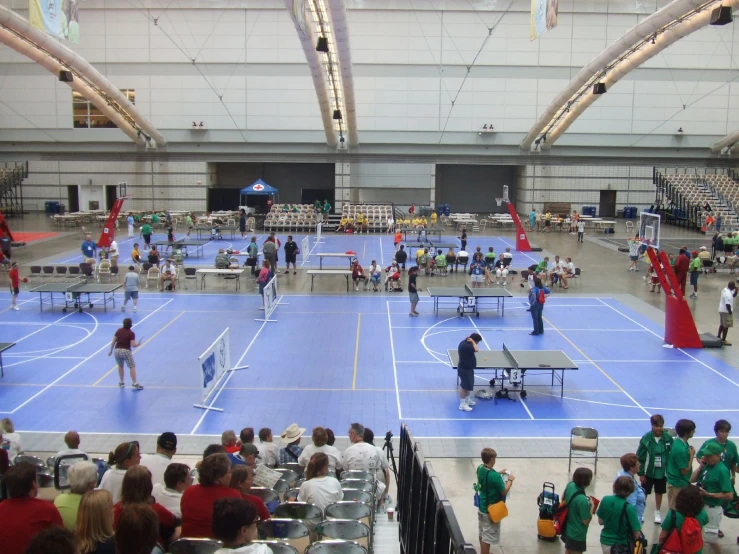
[228,465,271,522]
[113,465,180,548]
[409,203,416,216]
[108,317,143,390]
[8,261,19,311]
[0,462,63,554]
[222,430,240,454]
[674,248,691,295]
[180,453,241,538]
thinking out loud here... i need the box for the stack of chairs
[340,204,393,234]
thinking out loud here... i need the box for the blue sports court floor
[1,288,737,439]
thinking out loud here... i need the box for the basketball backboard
[638,212,661,249]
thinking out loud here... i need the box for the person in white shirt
[212,498,272,554]
[140,432,177,486]
[561,257,575,289]
[496,247,513,286]
[152,462,191,518]
[55,430,88,460]
[0,417,21,463]
[363,428,391,507]
[127,214,135,238]
[548,255,564,286]
[297,452,343,511]
[367,261,382,292]
[98,441,141,504]
[718,281,736,346]
[108,239,119,267]
[387,216,394,234]
[255,428,280,468]
[577,219,585,243]
[298,427,343,476]
[341,423,380,473]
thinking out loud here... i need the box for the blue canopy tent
[240,179,278,203]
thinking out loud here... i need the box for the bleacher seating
[264,204,319,232]
[340,204,393,233]
[660,172,738,228]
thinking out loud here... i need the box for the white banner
[530,0,558,40]
[198,328,231,405]
[301,236,310,262]
[263,275,278,319]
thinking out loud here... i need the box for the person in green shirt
[636,414,674,524]
[151,213,160,225]
[140,223,153,251]
[697,419,738,478]
[597,476,642,551]
[563,467,594,554]
[535,257,549,273]
[484,247,496,264]
[186,214,193,237]
[476,447,514,554]
[659,486,709,554]
[689,250,702,298]
[691,441,733,551]
[53,461,98,530]
[322,200,331,222]
[667,418,696,510]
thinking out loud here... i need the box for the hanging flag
[29,0,81,44]
[530,0,558,40]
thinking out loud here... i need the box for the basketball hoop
[495,198,504,207]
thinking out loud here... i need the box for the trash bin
[45,201,55,214]
[617,209,625,218]
[58,204,66,215]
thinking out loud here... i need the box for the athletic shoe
[133,307,137,312]
[132,383,144,390]
[12,306,19,311]
[258,307,265,310]
[693,294,698,298]
[466,397,476,406]
[121,306,126,311]
[293,271,296,275]
[459,402,472,412]
[654,510,661,524]
[119,382,125,388]
[723,340,732,346]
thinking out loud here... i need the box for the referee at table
[458,333,483,412]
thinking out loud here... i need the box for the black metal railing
[0,161,27,217]
[398,424,476,554]
[652,169,701,230]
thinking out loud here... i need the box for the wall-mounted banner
[530,0,558,40]
[29,0,81,44]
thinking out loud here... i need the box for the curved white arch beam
[0,27,145,146]
[711,131,739,153]
[0,5,165,147]
[327,0,358,147]
[284,0,337,147]
[521,0,716,150]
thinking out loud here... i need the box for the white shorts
[496,268,508,277]
[703,505,722,544]
[471,274,484,283]
[478,511,500,545]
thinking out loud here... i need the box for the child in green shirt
[636,414,674,523]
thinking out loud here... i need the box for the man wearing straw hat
[279,424,305,465]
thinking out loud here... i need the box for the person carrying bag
[474,448,514,554]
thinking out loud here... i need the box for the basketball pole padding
[506,202,533,252]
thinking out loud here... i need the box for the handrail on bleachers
[397,424,476,554]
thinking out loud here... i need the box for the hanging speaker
[59,70,73,82]
[333,109,342,120]
[593,82,607,95]
[710,5,733,25]
[316,37,329,52]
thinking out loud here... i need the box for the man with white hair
[53,461,97,530]
[341,423,380,473]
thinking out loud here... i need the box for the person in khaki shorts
[717,281,736,346]
[666,419,696,510]
[476,448,514,554]
[690,441,734,552]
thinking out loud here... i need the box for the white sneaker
[466,397,476,406]
[654,510,662,524]
[133,306,137,312]
[12,306,19,311]
[503,281,508,286]
[459,402,472,412]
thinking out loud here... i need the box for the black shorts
[458,368,474,391]
[643,476,667,495]
[286,254,297,264]
[545,220,551,227]
[11,286,19,295]
[563,534,586,553]
[143,234,151,244]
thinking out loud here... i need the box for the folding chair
[325,501,373,530]
[250,487,281,513]
[168,538,223,554]
[251,542,298,554]
[278,463,304,477]
[146,266,160,289]
[258,519,311,554]
[568,426,599,474]
[316,520,370,551]
[274,502,324,528]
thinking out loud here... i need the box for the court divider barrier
[398,424,476,554]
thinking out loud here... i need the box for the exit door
[67,185,80,213]
[105,185,117,211]
[599,190,617,218]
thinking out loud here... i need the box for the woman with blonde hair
[113,465,180,546]
[77,490,115,554]
[297,453,342,511]
[0,417,21,463]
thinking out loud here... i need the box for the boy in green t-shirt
[636,414,674,523]
[690,441,733,550]
[697,419,738,477]
[667,419,696,510]
[563,467,594,554]
[476,448,514,554]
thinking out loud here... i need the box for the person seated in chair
[698,246,712,273]
[445,247,456,273]
[131,243,142,267]
[215,249,230,269]
[484,255,497,286]
[455,249,469,273]
[336,216,350,233]
[159,260,176,291]
[500,247,513,268]
[147,245,161,267]
[484,247,496,266]
[384,262,402,291]
[435,249,447,275]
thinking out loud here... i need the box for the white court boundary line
[0,298,174,415]
[386,300,403,419]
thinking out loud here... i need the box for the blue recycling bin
[444,204,451,216]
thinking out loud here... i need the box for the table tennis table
[402,228,444,242]
[0,342,15,377]
[152,239,208,258]
[194,225,237,240]
[405,242,457,258]
[447,343,578,399]
[31,282,122,313]
[428,285,512,317]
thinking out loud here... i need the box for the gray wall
[435,165,517,213]
[215,162,334,203]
